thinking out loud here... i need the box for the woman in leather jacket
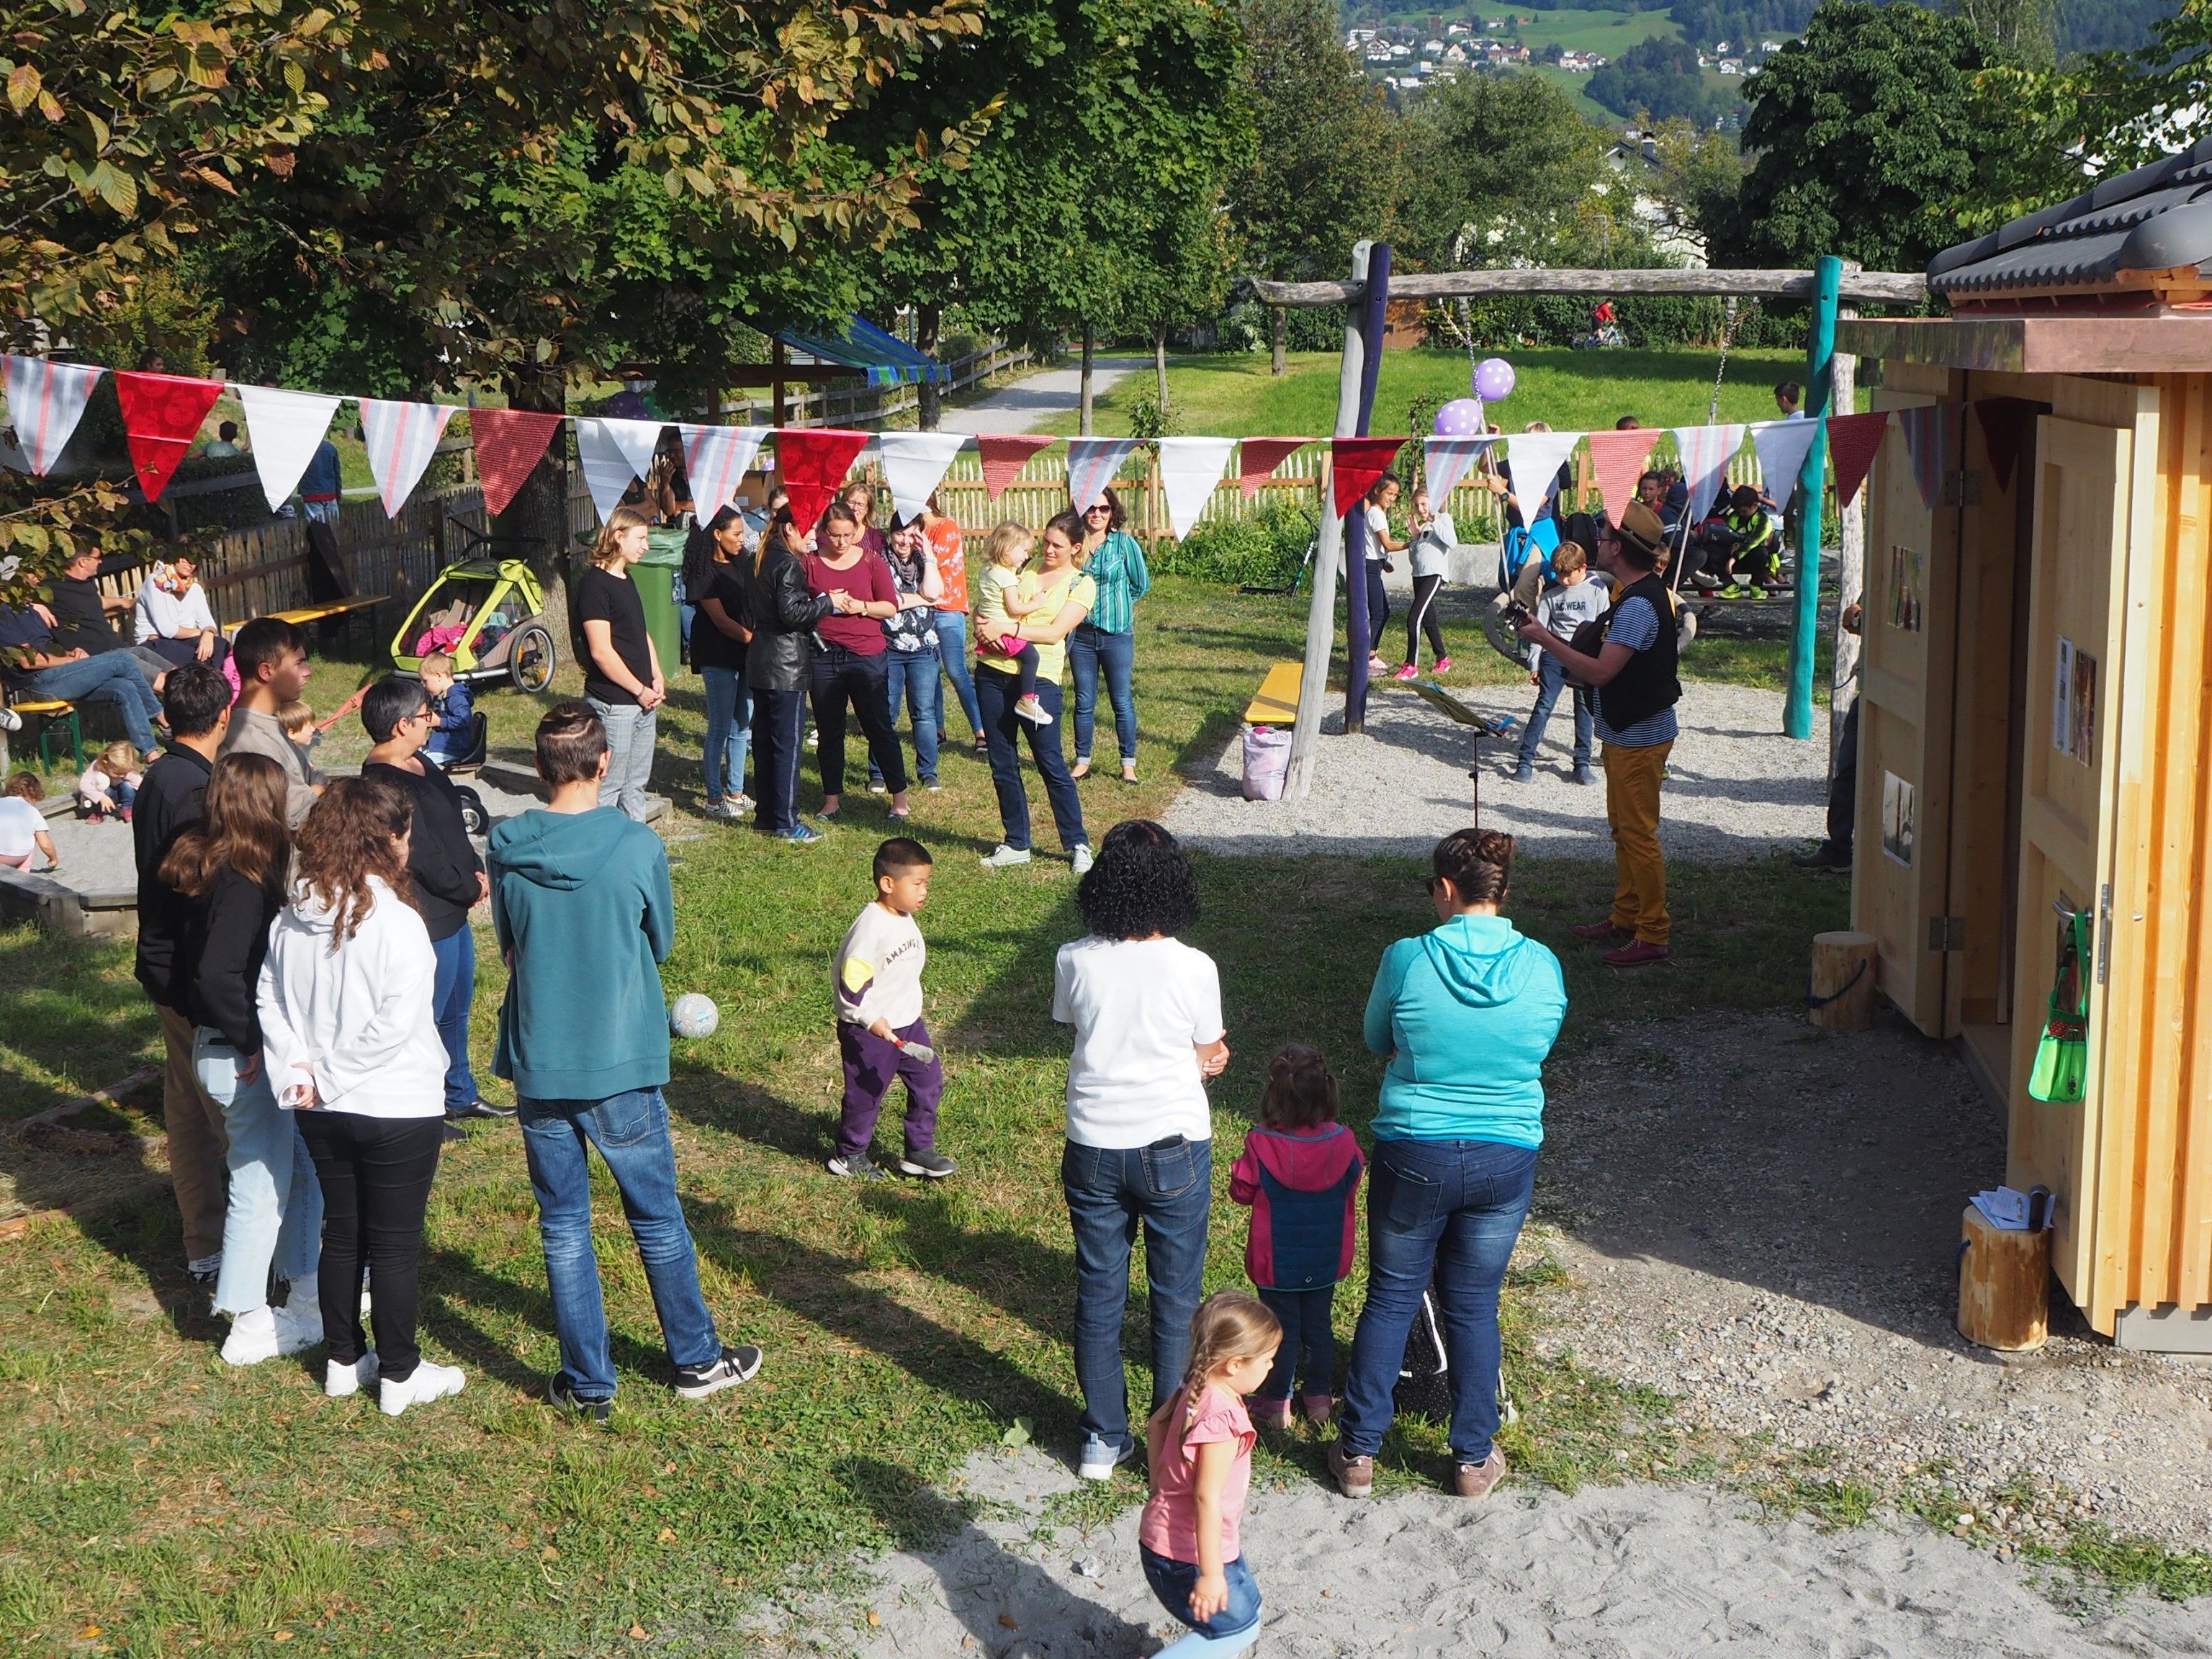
[746,506,839,842]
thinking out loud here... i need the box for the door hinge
[1928,915,1966,953]
[2097,884,2113,985]
[1943,469,1984,508]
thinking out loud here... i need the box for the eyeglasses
[1084,503,1111,515]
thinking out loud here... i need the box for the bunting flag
[3,355,102,475]
[472,408,566,518]
[1585,428,1662,527]
[1749,418,1824,510]
[1825,411,1889,512]
[1975,397,2038,494]
[976,433,1055,500]
[114,371,225,502]
[878,431,970,522]
[776,427,871,538]
[1066,436,1143,512]
[1238,436,1308,499]
[1329,436,1407,517]
[1897,403,1964,511]
[1154,436,1237,539]
[1421,435,1496,505]
[1672,422,1746,526]
[575,415,668,521]
[1503,429,1582,516]
[236,384,343,513]
[359,399,458,519]
[681,422,770,523]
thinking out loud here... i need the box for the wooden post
[1785,253,1841,741]
[772,336,788,429]
[1807,929,1877,1031]
[1271,305,1287,377]
[1957,1206,2049,1352]
[1079,324,1095,436]
[1344,241,1392,735]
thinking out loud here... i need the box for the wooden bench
[1244,661,1303,726]
[5,698,83,770]
[223,594,387,634]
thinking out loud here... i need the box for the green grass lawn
[0,580,1845,1657]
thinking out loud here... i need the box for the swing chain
[1707,296,1759,423]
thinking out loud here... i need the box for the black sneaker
[441,1118,469,1143]
[827,1150,885,1181]
[899,1146,959,1179]
[448,1099,516,1120]
[549,1375,611,1424]
[1793,842,1853,871]
[674,1344,763,1400]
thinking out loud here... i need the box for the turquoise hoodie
[489,806,674,1100]
[1363,914,1567,1148]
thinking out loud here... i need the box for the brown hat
[1615,500,1666,562]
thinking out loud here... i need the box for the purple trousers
[836,1017,944,1159]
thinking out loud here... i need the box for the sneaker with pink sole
[1391,662,1418,683]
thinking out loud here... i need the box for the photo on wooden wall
[1881,770,1917,868]
[2054,637,2099,765]
[1887,543,1923,632]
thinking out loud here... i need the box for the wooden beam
[1251,267,1928,308]
[720,364,868,385]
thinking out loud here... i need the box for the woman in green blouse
[1069,487,1152,784]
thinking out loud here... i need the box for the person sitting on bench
[48,548,178,691]
[0,601,165,759]
[135,556,230,671]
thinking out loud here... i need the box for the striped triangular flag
[359,399,459,518]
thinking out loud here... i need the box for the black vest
[1596,572,1681,737]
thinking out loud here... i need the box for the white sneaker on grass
[326,1352,380,1398]
[380,1359,466,1417]
[979,844,1032,869]
[221,1305,282,1367]
[1070,845,1094,876]
[674,1344,763,1400]
[1077,1434,1137,1481]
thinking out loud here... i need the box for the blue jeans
[1067,623,1138,766]
[517,1087,722,1401]
[807,644,907,798]
[430,927,478,1112]
[701,665,752,804]
[750,686,807,833]
[588,697,656,822]
[1518,654,1593,770]
[1339,1138,1536,1465]
[1141,1545,1262,1641]
[934,611,982,740]
[1256,1285,1336,1402]
[197,1031,323,1316]
[1061,1136,1212,1452]
[976,667,1087,853]
[13,652,162,752]
[870,648,940,787]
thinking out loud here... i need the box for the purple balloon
[1473,357,1516,402]
[1434,397,1485,436]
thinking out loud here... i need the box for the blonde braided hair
[1153,1291,1282,1443]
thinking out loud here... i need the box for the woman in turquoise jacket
[1069,487,1151,784]
[1327,827,1567,1504]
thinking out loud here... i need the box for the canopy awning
[775,316,947,387]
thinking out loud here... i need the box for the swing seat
[1244,662,1303,726]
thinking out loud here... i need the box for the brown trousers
[158,1003,230,1263]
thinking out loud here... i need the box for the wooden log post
[1957,1205,2049,1352]
[1807,929,1876,1031]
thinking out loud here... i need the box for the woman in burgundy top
[804,501,912,819]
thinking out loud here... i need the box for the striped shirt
[1080,531,1151,635]
[1591,596,1679,748]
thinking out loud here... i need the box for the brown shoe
[1602,940,1671,968]
[1570,918,1631,942]
[1452,1447,1507,1499]
[1326,1439,1373,1500]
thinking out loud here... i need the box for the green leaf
[999,1416,1033,1449]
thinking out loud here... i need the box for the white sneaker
[274,1300,324,1354]
[702,799,743,821]
[1070,845,1094,876]
[0,707,20,732]
[326,1352,380,1398]
[380,1359,466,1417]
[979,844,1032,869]
[221,1305,281,1367]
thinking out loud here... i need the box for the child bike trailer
[390,557,557,692]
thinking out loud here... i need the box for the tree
[1587,36,1735,126]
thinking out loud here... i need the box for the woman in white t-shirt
[1053,819,1228,1482]
[1360,477,1406,677]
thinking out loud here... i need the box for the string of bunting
[0,351,1961,537]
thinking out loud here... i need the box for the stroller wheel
[510,624,557,693]
[456,786,490,838]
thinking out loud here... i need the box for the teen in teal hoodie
[488,804,674,1100]
[1362,910,1566,1149]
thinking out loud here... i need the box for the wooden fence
[731,341,1038,428]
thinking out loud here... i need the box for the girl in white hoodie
[258,774,463,1416]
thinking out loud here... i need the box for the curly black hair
[1076,819,1200,940]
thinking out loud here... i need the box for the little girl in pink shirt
[1138,1292,1281,1656]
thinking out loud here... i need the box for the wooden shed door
[1853,399,1960,1036]
[2006,415,2133,1299]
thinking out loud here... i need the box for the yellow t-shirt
[974,565,1030,661]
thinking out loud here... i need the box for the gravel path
[938,357,1148,435]
[1164,680,1827,860]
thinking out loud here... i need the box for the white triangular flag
[680,423,770,523]
[1750,418,1823,510]
[1671,423,1746,526]
[1422,435,1498,505]
[878,431,970,522]
[575,416,668,521]
[359,399,459,518]
[1154,437,1236,538]
[1504,431,1583,516]
[1066,436,1142,513]
[3,356,102,475]
[236,384,343,513]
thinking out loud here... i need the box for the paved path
[938,356,1149,434]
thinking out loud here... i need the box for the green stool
[12,700,84,771]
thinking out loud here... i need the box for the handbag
[2028,909,2091,1104]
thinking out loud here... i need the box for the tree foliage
[1586,35,1738,126]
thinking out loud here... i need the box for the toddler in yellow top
[974,522,1051,726]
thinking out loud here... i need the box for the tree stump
[1957,1205,2049,1351]
[1808,930,1877,1032]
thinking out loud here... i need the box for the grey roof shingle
[1930,137,2212,297]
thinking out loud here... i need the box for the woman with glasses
[1069,488,1151,785]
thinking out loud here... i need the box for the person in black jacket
[133,662,237,1285]
[360,675,504,1133]
[161,750,324,1364]
[745,505,837,843]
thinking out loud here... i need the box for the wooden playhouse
[1837,139,2212,1353]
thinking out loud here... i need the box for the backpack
[1391,1265,1519,1429]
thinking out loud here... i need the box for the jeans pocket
[590,1089,662,1148]
[1140,1137,1200,1200]
[192,1034,239,1107]
[1379,1154,1443,1231]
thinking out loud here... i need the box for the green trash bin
[634,528,688,679]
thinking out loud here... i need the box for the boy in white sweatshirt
[828,837,956,1182]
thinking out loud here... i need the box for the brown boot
[1452,1447,1507,1499]
[1326,1439,1373,1499]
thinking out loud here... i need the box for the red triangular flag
[1975,397,2038,495]
[976,433,1056,501]
[1584,428,1662,527]
[1238,437,1309,500]
[115,371,224,502]
[1825,412,1889,512]
[472,408,567,518]
[776,428,871,538]
[1330,436,1408,518]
